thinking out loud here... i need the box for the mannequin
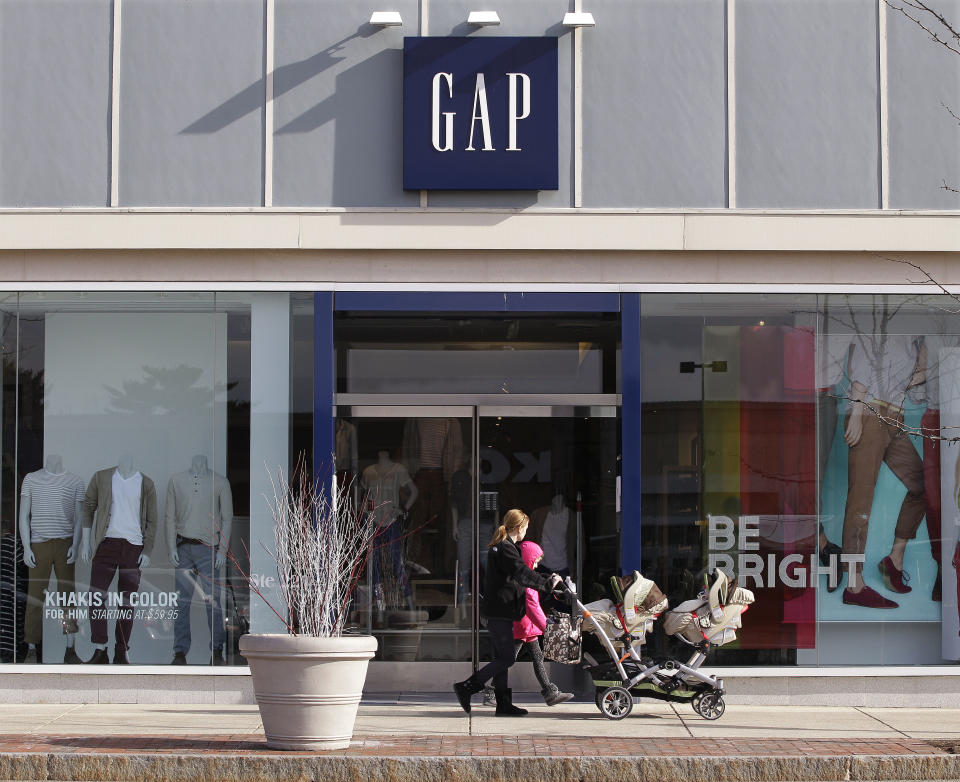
[361,451,418,614]
[19,455,85,663]
[166,455,233,665]
[530,494,577,578]
[336,420,359,481]
[402,418,464,574]
[80,454,157,664]
[833,335,926,609]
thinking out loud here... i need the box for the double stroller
[559,568,754,720]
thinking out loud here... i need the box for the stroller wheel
[599,686,633,720]
[594,690,604,711]
[697,692,725,720]
[691,692,705,714]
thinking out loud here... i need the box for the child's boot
[494,687,528,716]
[542,683,575,706]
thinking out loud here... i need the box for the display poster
[818,331,939,622]
[31,312,229,665]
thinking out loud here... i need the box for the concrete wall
[119,0,265,206]
[0,0,958,210]
[0,0,112,206]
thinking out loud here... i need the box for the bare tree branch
[885,0,960,57]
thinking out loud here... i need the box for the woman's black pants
[473,617,516,690]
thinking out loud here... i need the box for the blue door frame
[313,290,641,575]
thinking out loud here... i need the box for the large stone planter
[239,633,377,750]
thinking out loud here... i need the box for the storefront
[0,0,959,701]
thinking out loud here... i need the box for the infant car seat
[583,571,668,644]
[662,569,754,646]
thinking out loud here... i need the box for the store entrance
[335,405,619,665]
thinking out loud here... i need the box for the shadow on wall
[181,27,375,135]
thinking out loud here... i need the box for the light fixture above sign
[467,11,501,26]
[369,11,403,26]
[562,12,595,28]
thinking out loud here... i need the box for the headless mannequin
[80,455,151,569]
[365,451,418,523]
[168,455,231,570]
[362,451,418,613]
[166,454,234,663]
[19,455,83,657]
[81,454,151,655]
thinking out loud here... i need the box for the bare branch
[885,0,960,57]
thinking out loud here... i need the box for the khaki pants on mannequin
[842,410,925,557]
[24,537,78,644]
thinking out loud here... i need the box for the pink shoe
[878,556,912,594]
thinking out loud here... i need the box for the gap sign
[403,37,559,190]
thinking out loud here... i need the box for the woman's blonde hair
[488,508,530,548]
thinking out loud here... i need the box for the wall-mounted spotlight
[468,11,501,26]
[562,12,596,28]
[370,11,403,26]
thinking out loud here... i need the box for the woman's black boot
[494,687,528,716]
[453,677,484,713]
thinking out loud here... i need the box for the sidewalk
[0,697,958,781]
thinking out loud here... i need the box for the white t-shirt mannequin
[79,454,151,569]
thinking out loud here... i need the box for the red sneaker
[878,556,912,594]
[842,585,898,609]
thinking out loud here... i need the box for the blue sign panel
[403,37,559,190]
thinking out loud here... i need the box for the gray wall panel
[119,0,264,206]
[887,0,960,209]
[424,0,573,208]
[736,0,879,208]
[272,0,419,207]
[582,0,727,208]
[0,0,111,207]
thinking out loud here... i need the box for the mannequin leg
[50,539,78,637]
[113,542,143,656]
[173,545,197,657]
[887,426,927,562]
[842,413,889,590]
[24,540,56,647]
[88,539,122,649]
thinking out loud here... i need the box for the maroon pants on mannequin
[921,408,943,565]
[89,537,143,653]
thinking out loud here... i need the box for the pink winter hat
[519,540,544,569]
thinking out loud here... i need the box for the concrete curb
[0,751,956,782]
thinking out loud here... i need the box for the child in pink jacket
[513,540,574,706]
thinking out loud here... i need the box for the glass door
[336,407,474,662]
[476,406,620,609]
[336,404,619,667]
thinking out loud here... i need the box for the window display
[1,293,254,666]
[643,292,960,666]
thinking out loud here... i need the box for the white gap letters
[431,71,531,152]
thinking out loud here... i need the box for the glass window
[641,294,818,665]
[1,292,252,667]
[817,293,959,664]
[642,292,960,666]
[334,311,619,395]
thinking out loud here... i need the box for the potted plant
[238,462,380,751]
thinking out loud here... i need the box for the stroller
[559,568,754,721]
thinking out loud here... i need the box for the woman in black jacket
[453,508,561,716]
